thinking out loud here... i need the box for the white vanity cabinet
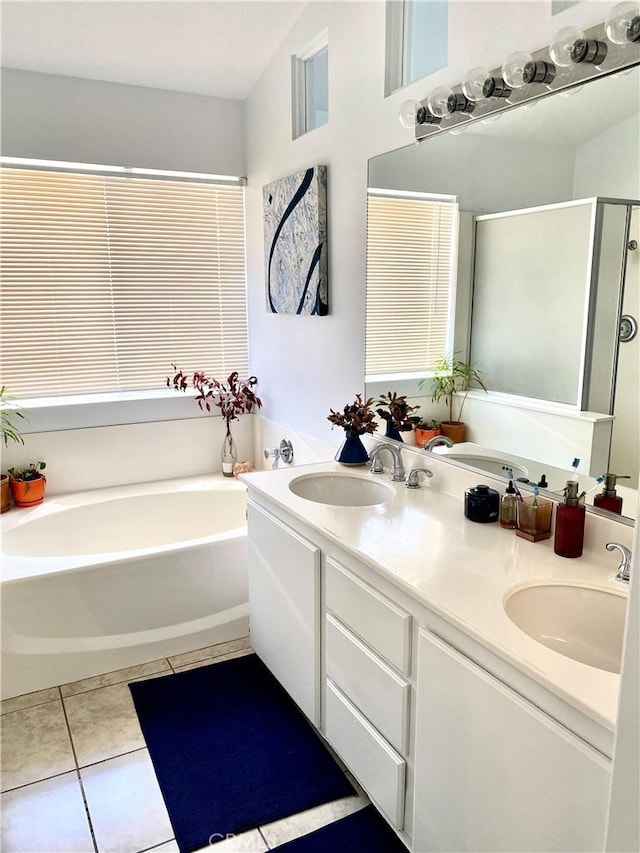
[245,487,614,853]
[247,500,321,725]
[413,629,611,853]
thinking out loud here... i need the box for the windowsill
[9,388,221,434]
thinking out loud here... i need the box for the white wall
[574,114,640,200]
[244,0,622,447]
[1,68,245,175]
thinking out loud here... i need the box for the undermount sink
[445,453,528,479]
[504,583,628,674]
[288,473,394,507]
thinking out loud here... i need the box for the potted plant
[420,354,487,444]
[328,394,378,465]
[168,367,262,476]
[415,418,441,448]
[375,392,420,442]
[1,385,26,513]
[8,462,46,508]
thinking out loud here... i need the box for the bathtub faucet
[264,439,294,469]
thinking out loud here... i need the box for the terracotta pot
[1,474,10,513]
[440,421,466,444]
[415,427,441,448]
[9,474,46,507]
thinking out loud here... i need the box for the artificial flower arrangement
[375,391,420,440]
[327,394,378,435]
[167,366,262,476]
[327,394,377,465]
[167,367,262,425]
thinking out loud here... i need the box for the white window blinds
[365,192,457,379]
[0,167,248,398]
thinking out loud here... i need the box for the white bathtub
[1,476,249,698]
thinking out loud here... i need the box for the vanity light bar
[405,15,640,141]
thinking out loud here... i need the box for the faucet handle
[406,467,434,488]
[606,541,632,583]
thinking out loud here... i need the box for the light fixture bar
[413,18,640,141]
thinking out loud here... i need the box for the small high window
[292,30,328,139]
[385,0,448,95]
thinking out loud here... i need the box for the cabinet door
[413,629,611,853]
[248,500,320,725]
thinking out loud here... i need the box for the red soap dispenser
[593,473,629,515]
[554,481,585,558]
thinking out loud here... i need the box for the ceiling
[0,1,307,100]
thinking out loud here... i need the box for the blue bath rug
[272,804,408,852]
[129,653,354,853]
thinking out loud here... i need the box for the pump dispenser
[554,480,585,558]
[593,473,629,515]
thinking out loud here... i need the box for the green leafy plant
[420,354,487,424]
[8,461,46,482]
[416,418,441,430]
[1,385,25,447]
[375,391,420,432]
[328,395,378,435]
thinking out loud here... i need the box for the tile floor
[1,637,369,853]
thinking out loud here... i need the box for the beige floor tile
[168,636,251,669]
[64,682,145,767]
[172,647,254,673]
[194,828,267,852]
[259,792,369,848]
[61,659,171,698]
[0,771,94,853]
[0,700,76,792]
[81,749,174,853]
[1,686,61,716]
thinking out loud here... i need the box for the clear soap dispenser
[554,480,585,558]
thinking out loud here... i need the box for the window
[385,0,448,95]
[365,190,457,381]
[292,30,328,138]
[0,163,248,399]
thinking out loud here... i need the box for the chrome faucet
[368,443,405,482]
[423,435,454,451]
[606,542,632,583]
[405,467,434,488]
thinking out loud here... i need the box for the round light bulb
[462,67,491,102]
[502,51,534,88]
[427,86,453,118]
[605,1,640,43]
[549,26,584,66]
[398,99,419,129]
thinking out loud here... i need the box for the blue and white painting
[263,165,328,315]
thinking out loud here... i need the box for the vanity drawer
[325,678,406,830]
[326,613,409,755]
[325,557,411,675]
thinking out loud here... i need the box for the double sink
[288,471,629,676]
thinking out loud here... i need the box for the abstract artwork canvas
[263,165,328,315]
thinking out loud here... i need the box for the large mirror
[366,67,639,521]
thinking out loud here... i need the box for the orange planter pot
[415,427,441,448]
[9,474,46,508]
[440,421,466,444]
[1,475,10,513]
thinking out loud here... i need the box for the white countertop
[241,457,632,735]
